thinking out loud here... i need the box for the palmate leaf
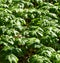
[0,44,24,63]
[15,37,40,47]
[37,46,56,58]
[51,53,60,63]
[0,53,18,63]
[5,54,18,63]
[25,38,40,46]
[0,35,15,45]
[46,13,58,19]
[28,54,52,63]
[0,45,18,63]
[25,26,43,37]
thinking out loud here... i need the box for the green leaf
[5,54,18,63]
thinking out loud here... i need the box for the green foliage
[28,54,52,63]
[0,0,60,63]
